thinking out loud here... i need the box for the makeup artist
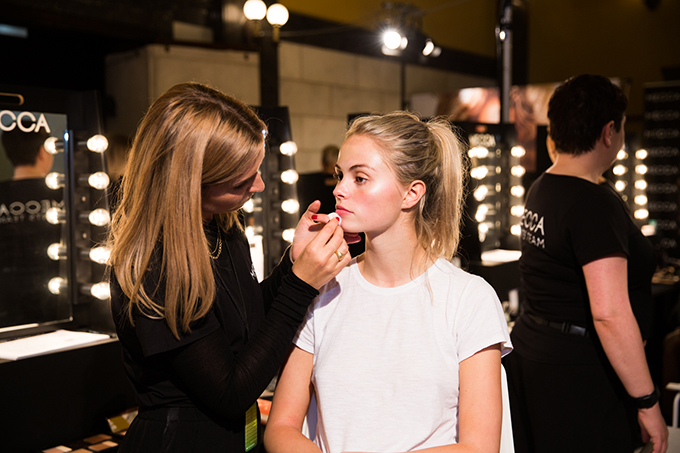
[108,82,351,452]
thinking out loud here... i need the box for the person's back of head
[321,145,339,173]
[346,111,466,260]
[547,74,627,155]
[1,128,50,168]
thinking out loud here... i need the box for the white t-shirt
[295,258,513,453]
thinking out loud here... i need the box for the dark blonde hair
[346,111,467,261]
[109,82,266,339]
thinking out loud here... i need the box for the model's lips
[335,206,352,215]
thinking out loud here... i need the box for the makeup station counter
[0,333,137,452]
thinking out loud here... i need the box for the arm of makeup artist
[264,344,503,453]
[584,255,668,453]
[164,207,350,422]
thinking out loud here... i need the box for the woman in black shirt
[108,82,351,452]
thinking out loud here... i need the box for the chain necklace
[209,231,222,259]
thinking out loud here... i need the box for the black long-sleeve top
[110,221,318,450]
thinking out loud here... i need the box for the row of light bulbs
[43,133,112,301]
[468,144,526,241]
[612,147,650,221]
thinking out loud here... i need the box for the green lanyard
[245,402,258,452]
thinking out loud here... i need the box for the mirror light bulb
[90,282,111,300]
[634,195,648,205]
[635,149,648,160]
[470,166,488,180]
[243,0,267,20]
[86,134,108,153]
[613,165,627,176]
[47,243,67,261]
[511,224,522,236]
[615,180,627,191]
[511,205,525,217]
[280,169,299,184]
[279,141,298,156]
[468,147,489,159]
[634,209,649,220]
[45,172,65,190]
[44,137,61,154]
[89,246,111,264]
[46,207,66,224]
[422,39,435,56]
[282,228,295,243]
[635,180,648,190]
[511,146,526,158]
[88,172,110,190]
[280,199,300,214]
[473,185,488,202]
[383,30,402,50]
[617,150,628,160]
[48,277,66,295]
[510,165,526,177]
[635,165,648,175]
[88,208,111,226]
[510,185,525,198]
[243,199,255,213]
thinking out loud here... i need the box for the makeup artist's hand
[291,215,350,290]
[290,200,360,262]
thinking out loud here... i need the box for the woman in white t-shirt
[264,111,512,453]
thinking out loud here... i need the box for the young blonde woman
[264,111,513,453]
[108,82,351,452]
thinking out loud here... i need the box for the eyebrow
[335,163,376,172]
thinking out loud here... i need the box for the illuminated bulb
[612,165,627,176]
[511,224,521,236]
[634,209,649,220]
[266,3,289,26]
[89,246,111,264]
[499,30,506,41]
[510,185,525,198]
[46,207,66,224]
[635,149,648,160]
[86,134,108,153]
[90,282,111,300]
[48,277,66,295]
[422,39,435,56]
[615,180,627,191]
[635,165,648,175]
[468,147,489,159]
[88,208,111,226]
[470,166,488,180]
[47,243,67,261]
[383,30,402,50]
[280,199,300,214]
[510,165,526,177]
[473,185,488,202]
[87,172,110,190]
[280,169,299,184]
[511,146,526,158]
[44,137,61,154]
[243,0,267,20]
[478,223,490,234]
[245,226,256,240]
[635,180,647,190]
[282,228,295,243]
[45,172,65,189]
[475,204,489,222]
[511,205,525,217]
[279,141,298,156]
[617,150,628,160]
[634,195,648,205]
[242,199,254,213]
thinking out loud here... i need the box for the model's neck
[358,219,433,288]
[546,152,602,184]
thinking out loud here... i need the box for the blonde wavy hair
[346,111,467,262]
[108,82,266,339]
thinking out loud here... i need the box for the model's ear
[402,180,426,210]
[601,120,616,148]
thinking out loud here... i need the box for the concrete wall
[105,41,493,173]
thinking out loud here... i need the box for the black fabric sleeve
[167,271,317,421]
[258,245,294,314]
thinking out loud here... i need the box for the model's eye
[355,176,367,184]
[333,171,342,180]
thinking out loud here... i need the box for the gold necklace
[209,232,222,259]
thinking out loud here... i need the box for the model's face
[333,134,407,235]
[201,150,265,220]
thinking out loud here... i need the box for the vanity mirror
[0,85,111,341]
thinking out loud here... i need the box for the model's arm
[583,254,668,453]
[263,346,321,453]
